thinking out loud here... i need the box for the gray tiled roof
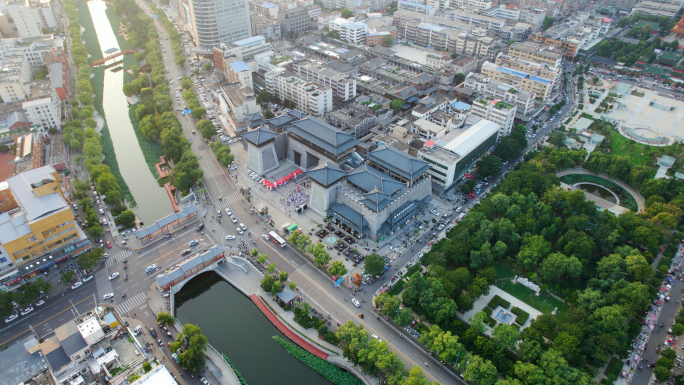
[361,188,392,212]
[276,286,298,303]
[242,128,278,146]
[265,114,295,128]
[367,145,431,180]
[60,333,87,357]
[305,162,347,187]
[0,338,47,385]
[287,117,359,156]
[328,203,368,229]
[45,347,70,371]
[287,109,309,120]
[155,245,225,288]
[345,164,404,196]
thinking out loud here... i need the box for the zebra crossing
[94,270,114,301]
[115,292,147,315]
[105,249,132,267]
[213,192,244,209]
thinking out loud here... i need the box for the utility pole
[28,324,40,341]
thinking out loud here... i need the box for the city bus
[268,231,286,248]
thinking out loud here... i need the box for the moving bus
[269,231,286,248]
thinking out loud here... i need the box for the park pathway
[555,168,645,212]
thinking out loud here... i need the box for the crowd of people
[281,190,309,210]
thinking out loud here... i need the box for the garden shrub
[483,307,493,316]
[511,307,529,325]
[273,336,362,385]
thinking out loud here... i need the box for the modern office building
[480,60,553,101]
[218,82,260,124]
[291,61,357,101]
[464,73,536,116]
[277,6,314,38]
[23,95,61,130]
[273,73,333,116]
[329,17,367,44]
[4,4,41,38]
[417,119,499,188]
[508,41,563,68]
[0,165,89,283]
[471,97,516,136]
[250,13,282,39]
[188,0,252,48]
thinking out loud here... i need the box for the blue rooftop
[419,23,444,31]
[529,75,552,84]
[233,36,265,47]
[497,66,528,78]
[398,0,433,9]
[260,2,278,7]
[229,61,251,73]
[451,101,471,110]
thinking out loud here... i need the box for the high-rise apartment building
[291,61,357,101]
[274,73,333,116]
[471,97,516,136]
[188,0,252,48]
[5,4,41,38]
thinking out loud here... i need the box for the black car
[150,328,157,338]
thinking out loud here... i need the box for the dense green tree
[78,248,104,269]
[463,355,498,385]
[364,253,385,277]
[157,312,175,325]
[329,260,347,276]
[453,73,466,85]
[478,155,502,178]
[340,8,353,18]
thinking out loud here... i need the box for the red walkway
[250,294,329,360]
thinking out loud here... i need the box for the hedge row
[221,354,249,385]
[487,295,511,310]
[272,336,362,385]
[483,306,493,316]
[511,307,529,325]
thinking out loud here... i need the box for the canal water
[88,0,173,224]
[175,273,331,385]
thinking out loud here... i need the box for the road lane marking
[0,296,92,346]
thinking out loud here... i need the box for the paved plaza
[605,87,684,143]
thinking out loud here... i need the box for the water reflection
[175,273,331,385]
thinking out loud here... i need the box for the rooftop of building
[398,0,434,9]
[6,165,67,222]
[232,35,267,47]
[367,144,431,180]
[432,119,500,156]
[260,2,278,7]
[242,127,279,146]
[229,61,251,73]
[345,163,405,196]
[0,337,48,385]
[509,41,563,60]
[221,82,255,107]
[287,117,360,156]
[306,161,348,187]
[134,365,178,385]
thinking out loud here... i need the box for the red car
[105,241,112,248]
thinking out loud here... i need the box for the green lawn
[496,279,570,315]
[494,262,519,280]
[609,130,656,165]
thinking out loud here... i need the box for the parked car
[5,314,18,323]
[71,281,83,289]
[20,307,34,316]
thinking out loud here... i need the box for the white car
[35,300,45,306]
[240,223,247,231]
[225,208,232,215]
[225,235,236,240]
[231,216,238,223]
[351,298,361,307]
[134,325,142,336]
[71,281,83,289]
[237,228,244,235]
[371,334,382,342]
[83,275,93,282]
[108,272,120,280]
[103,293,114,301]
[5,314,18,323]
[20,307,34,316]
